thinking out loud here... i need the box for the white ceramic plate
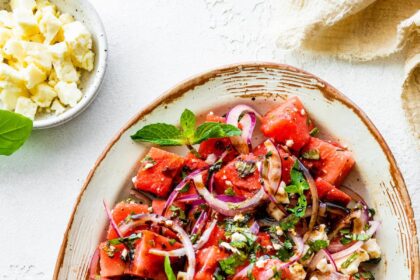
[0,0,107,129]
[54,63,419,280]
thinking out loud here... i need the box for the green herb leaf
[302,149,320,160]
[192,122,241,144]
[309,127,319,136]
[219,253,247,275]
[309,240,328,252]
[180,109,196,139]
[0,110,32,156]
[224,186,235,196]
[235,159,257,178]
[285,162,310,217]
[341,252,359,269]
[131,123,185,146]
[354,271,375,280]
[164,256,176,280]
[279,215,300,231]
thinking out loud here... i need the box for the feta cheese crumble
[0,0,95,119]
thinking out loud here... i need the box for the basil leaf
[164,256,176,280]
[0,110,32,156]
[131,123,185,146]
[285,162,310,217]
[309,240,328,252]
[192,122,241,144]
[180,109,196,139]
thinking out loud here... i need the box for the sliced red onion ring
[309,249,338,272]
[150,219,218,257]
[163,168,208,215]
[176,194,203,203]
[289,234,305,263]
[226,104,260,154]
[120,214,195,280]
[191,211,208,235]
[260,140,286,214]
[250,221,260,235]
[103,200,123,238]
[296,160,319,237]
[193,172,266,216]
[216,194,246,203]
[331,221,380,261]
[89,248,101,280]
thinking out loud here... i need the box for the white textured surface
[0,0,418,279]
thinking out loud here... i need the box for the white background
[0,0,419,279]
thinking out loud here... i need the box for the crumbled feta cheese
[50,99,65,115]
[30,83,57,107]
[55,81,82,107]
[362,238,381,259]
[268,202,286,221]
[309,224,328,242]
[336,249,369,275]
[177,271,187,280]
[121,248,128,259]
[289,263,306,280]
[316,258,334,273]
[23,63,46,89]
[165,220,173,226]
[286,139,294,148]
[310,277,319,280]
[148,207,153,213]
[233,214,245,222]
[14,96,37,119]
[225,180,233,187]
[272,242,281,250]
[220,242,240,254]
[231,232,247,243]
[255,259,267,268]
[275,226,283,236]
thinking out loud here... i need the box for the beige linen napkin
[276,0,420,138]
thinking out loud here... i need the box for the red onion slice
[193,171,266,216]
[103,200,123,238]
[163,168,208,215]
[309,249,338,272]
[250,221,260,235]
[120,214,195,280]
[339,186,368,207]
[191,211,208,235]
[226,104,260,154]
[296,160,319,237]
[150,219,217,257]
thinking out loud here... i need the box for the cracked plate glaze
[54,63,419,280]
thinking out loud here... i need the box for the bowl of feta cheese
[0,0,107,129]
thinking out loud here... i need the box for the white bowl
[0,0,108,129]
[54,63,419,279]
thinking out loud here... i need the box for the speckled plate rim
[53,62,419,279]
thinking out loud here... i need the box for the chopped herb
[168,239,177,246]
[340,232,371,244]
[219,253,247,275]
[353,271,375,280]
[368,208,376,218]
[169,205,186,220]
[164,256,176,280]
[190,234,199,243]
[279,215,300,231]
[309,240,328,252]
[108,232,142,246]
[141,155,156,170]
[103,244,116,258]
[341,252,359,269]
[285,162,310,217]
[340,228,351,234]
[265,151,273,158]
[301,149,320,160]
[340,237,353,245]
[224,186,235,196]
[364,257,381,265]
[235,159,257,178]
[309,127,319,136]
[271,267,283,279]
[179,183,190,193]
[214,267,226,280]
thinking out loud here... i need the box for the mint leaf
[180,109,196,139]
[164,256,176,280]
[0,110,33,156]
[131,123,185,146]
[192,122,241,144]
[309,240,328,252]
[302,149,320,160]
[285,162,310,217]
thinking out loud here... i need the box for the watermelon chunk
[315,178,351,205]
[107,201,149,239]
[134,147,184,197]
[195,246,229,280]
[301,137,355,185]
[214,154,261,198]
[125,230,182,279]
[261,96,311,151]
[99,242,126,277]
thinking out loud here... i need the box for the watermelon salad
[90,97,382,280]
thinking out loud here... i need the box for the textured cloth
[276,0,420,138]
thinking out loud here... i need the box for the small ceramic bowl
[0,0,108,129]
